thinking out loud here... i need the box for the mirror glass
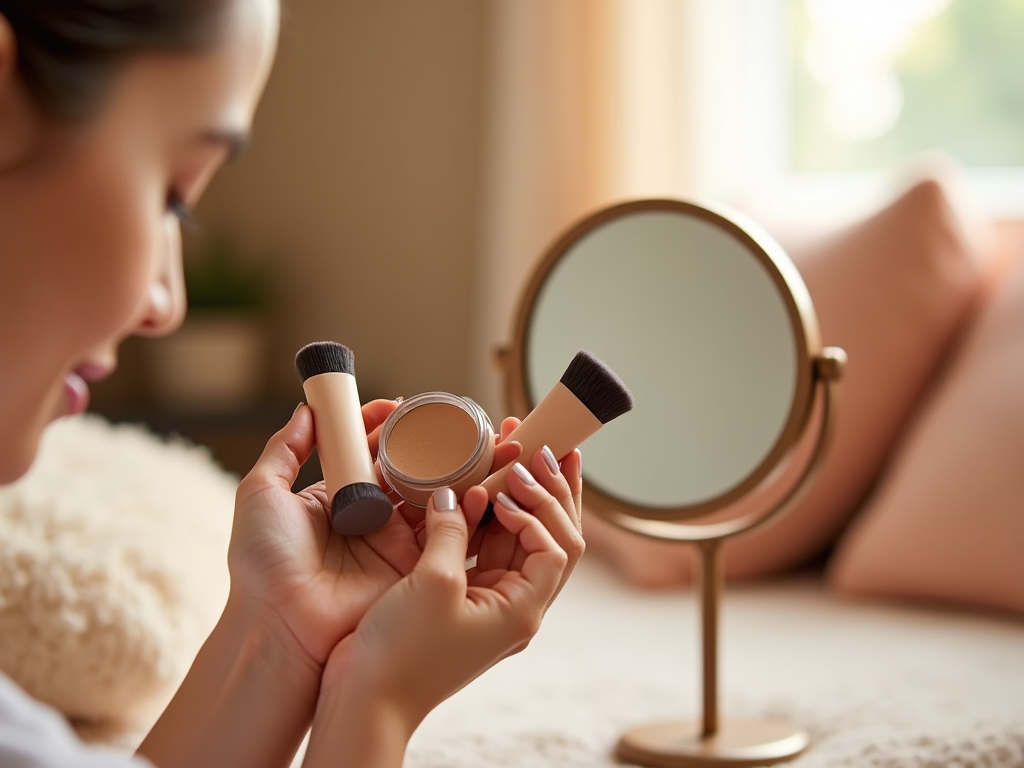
[524,205,802,512]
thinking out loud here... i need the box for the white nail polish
[497,491,523,512]
[512,462,536,486]
[433,487,457,512]
[541,445,559,475]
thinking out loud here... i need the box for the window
[781,0,1024,214]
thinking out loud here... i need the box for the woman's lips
[63,363,113,416]
[75,362,114,383]
[64,371,89,415]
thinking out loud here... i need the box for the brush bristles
[331,482,393,536]
[559,350,634,424]
[295,341,355,382]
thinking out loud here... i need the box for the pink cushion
[585,178,991,586]
[722,178,992,577]
[828,258,1024,614]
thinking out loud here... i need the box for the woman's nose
[136,218,187,337]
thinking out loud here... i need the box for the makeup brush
[295,341,393,536]
[479,350,634,525]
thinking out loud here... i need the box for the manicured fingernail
[541,445,559,475]
[497,491,523,512]
[294,402,305,415]
[433,487,457,512]
[395,396,404,404]
[577,450,583,477]
[512,462,536,486]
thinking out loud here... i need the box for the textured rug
[401,556,1024,768]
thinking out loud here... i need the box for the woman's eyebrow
[199,129,250,162]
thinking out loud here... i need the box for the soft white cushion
[0,415,235,745]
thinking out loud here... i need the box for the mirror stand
[612,348,845,768]
[498,198,848,768]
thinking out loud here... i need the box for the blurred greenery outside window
[782,0,1024,211]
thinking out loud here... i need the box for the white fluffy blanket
[403,557,1024,768]
[0,416,234,745]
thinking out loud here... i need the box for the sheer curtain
[468,0,770,414]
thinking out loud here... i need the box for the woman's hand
[302,489,570,768]
[141,400,416,768]
[227,401,421,667]
[401,416,584,606]
[466,417,585,605]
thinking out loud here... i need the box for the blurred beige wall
[194,0,487,402]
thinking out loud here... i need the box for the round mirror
[502,199,845,767]
[508,199,821,524]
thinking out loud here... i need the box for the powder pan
[377,392,495,507]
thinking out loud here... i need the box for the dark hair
[0,0,233,120]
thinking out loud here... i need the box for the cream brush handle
[302,372,379,500]
[480,382,602,499]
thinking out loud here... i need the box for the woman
[0,2,585,766]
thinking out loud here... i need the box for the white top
[0,672,152,768]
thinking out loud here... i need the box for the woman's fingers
[490,497,566,604]
[477,510,517,573]
[533,447,582,534]
[498,417,520,443]
[237,404,314,500]
[506,450,585,557]
[299,479,329,509]
[503,448,585,600]
[490,440,522,475]
[416,488,470,593]
[558,449,584,533]
[460,486,490,534]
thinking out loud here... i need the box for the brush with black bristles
[479,350,634,526]
[295,341,393,536]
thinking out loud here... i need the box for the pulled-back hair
[0,0,233,120]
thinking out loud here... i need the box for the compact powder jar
[377,392,495,507]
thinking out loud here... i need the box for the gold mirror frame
[498,199,846,768]
[503,199,822,526]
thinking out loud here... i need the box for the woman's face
[0,0,279,483]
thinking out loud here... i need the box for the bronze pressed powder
[377,392,495,507]
[386,403,479,478]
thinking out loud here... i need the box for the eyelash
[167,191,197,228]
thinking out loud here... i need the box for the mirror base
[616,718,809,768]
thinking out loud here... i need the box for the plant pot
[146,312,267,412]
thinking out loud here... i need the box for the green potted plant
[147,236,272,412]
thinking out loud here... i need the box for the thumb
[415,487,470,586]
[238,404,314,499]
